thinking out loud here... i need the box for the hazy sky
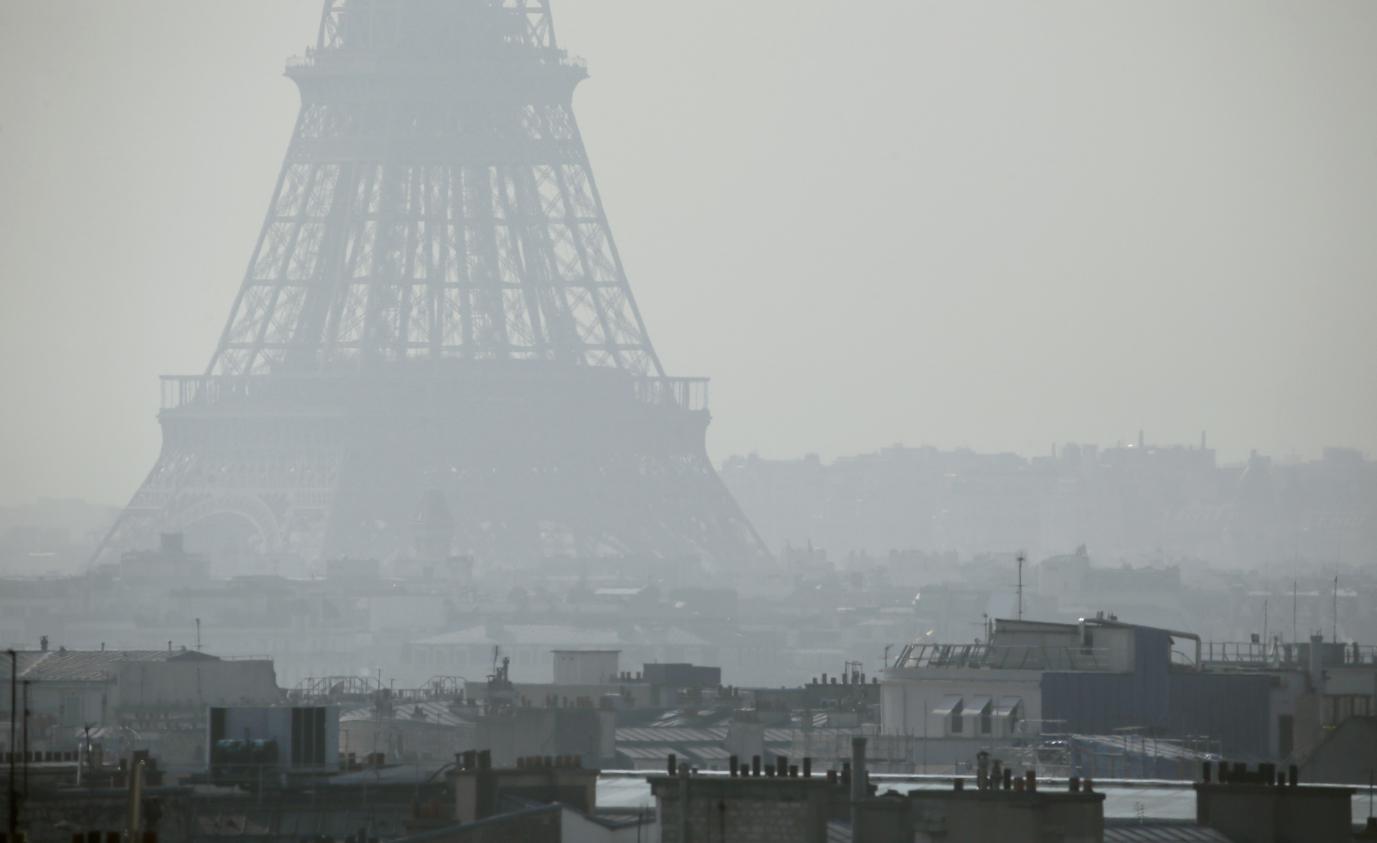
[2,1,1375,506]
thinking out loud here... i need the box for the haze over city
[3,1,1375,506]
[1,3,1375,842]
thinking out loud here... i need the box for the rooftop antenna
[1016,551,1026,621]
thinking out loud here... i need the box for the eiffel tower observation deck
[98,0,768,571]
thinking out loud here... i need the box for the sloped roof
[1104,820,1235,842]
[0,649,217,683]
[414,625,622,647]
[763,727,862,744]
[616,727,727,745]
[339,700,474,728]
[617,745,682,761]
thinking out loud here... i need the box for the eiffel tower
[97,0,767,570]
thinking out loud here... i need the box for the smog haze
[2,1,1375,506]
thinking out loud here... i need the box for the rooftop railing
[890,642,1113,672]
[1201,640,1377,667]
[287,674,467,704]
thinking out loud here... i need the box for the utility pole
[1016,552,1026,621]
[8,649,16,842]
[21,680,29,808]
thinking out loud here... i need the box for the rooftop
[595,772,1377,825]
[0,648,220,683]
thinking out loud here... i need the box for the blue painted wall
[1042,626,1273,758]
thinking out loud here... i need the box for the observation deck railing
[161,372,709,414]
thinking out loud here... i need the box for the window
[931,695,964,737]
[994,697,1023,736]
[1278,714,1294,759]
[965,696,993,735]
[1324,695,1373,726]
[61,695,83,727]
[291,706,328,766]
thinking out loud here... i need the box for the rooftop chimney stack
[850,737,867,803]
[1308,634,1325,689]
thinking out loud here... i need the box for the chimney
[850,737,867,803]
[1308,634,1325,690]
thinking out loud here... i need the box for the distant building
[114,532,210,582]
[207,704,340,785]
[1195,762,1356,843]
[339,696,476,766]
[879,616,1342,770]
[0,643,279,771]
[554,650,621,686]
[1,644,277,731]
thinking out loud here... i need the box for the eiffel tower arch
[98,0,768,571]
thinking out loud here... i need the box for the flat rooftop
[594,771,1377,825]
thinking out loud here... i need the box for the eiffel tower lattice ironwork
[97,0,768,570]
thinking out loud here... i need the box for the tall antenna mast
[1016,551,1026,621]
[1292,580,1298,646]
[1333,575,1339,643]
